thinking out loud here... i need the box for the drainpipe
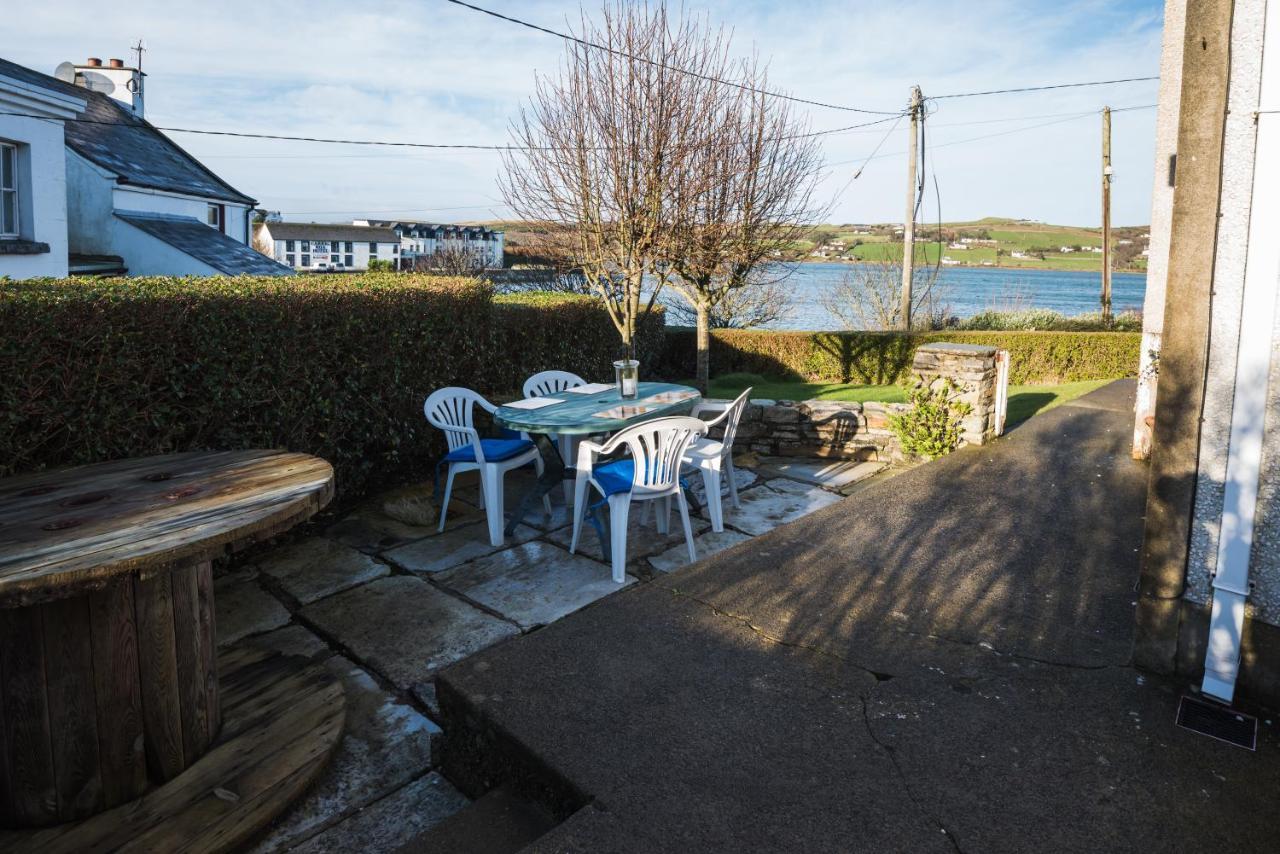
[1202,3,1280,702]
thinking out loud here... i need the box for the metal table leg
[504,433,568,536]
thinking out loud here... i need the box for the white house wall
[1186,0,1280,625]
[65,149,115,255]
[114,186,251,243]
[0,110,72,278]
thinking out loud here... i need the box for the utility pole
[900,85,922,331]
[1101,106,1113,325]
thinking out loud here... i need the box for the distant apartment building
[253,222,400,272]
[354,220,504,269]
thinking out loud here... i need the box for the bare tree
[662,55,823,390]
[821,256,952,331]
[413,244,490,276]
[664,280,792,329]
[501,2,722,360]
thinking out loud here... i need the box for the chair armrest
[690,401,732,427]
[575,439,606,472]
[474,396,498,415]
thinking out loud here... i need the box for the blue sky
[10,0,1166,226]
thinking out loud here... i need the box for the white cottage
[355,219,505,269]
[0,55,289,278]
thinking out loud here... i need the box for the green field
[801,217,1149,273]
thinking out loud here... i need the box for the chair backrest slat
[523,370,587,399]
[603,416,707,495]
[424,387,488,454]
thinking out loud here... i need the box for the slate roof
[0,57,255,205]
[116,212,292,276]
[259,222,400,242]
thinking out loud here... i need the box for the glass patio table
[493,381,702,536]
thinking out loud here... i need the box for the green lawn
[704,374,1114,427]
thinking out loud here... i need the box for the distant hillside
[471,217,1152,273]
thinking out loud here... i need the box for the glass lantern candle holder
[613,359,640,400]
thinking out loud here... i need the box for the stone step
[391,784,558,854]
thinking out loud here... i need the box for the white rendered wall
[0,112,72,278]
[111,218,220,276]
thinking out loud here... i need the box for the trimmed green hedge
[1,276,662,498]
[656,328,1141,386]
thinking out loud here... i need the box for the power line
[824,105,1156,170]
[929,76,1159,100]
[0,110,541,150]
[442,0,905,116]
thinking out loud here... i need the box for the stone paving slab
[250,655,440,853]
[756,457,887,489]
[257,537,389,605]
[543,505,711,566]
[682,464,760,506]
[301,575,519,691]
[383,523,540,575]
[647,529,753,574]
[240,624,333,663]
[715,478,843,536]
[214,569,291,647]
[287,772,469,854]
[435,541,635,630]
[327,501,483,554]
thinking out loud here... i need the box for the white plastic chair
[683,388,752,533]
[570,416,708,583]
[522,370,587,504]
[425,387,551,547]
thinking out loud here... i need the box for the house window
[301,240,310,252]
[345,241,354,253]
[286,254,295,266]
[345,254,354,268]
[301,253,310,266]
[330,253,339,263]
[392,245,398,254]
[286,240,295,252]
[1,142,19,239]
[206,203,222,230]
[368,241,377,253]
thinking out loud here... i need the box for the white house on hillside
[0,58,86,278]
[254,222,401,272]
[0,54,289,279]
[354,219,505,269]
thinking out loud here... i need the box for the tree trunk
[695,302,711,393]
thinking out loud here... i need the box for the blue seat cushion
[592,458,635,496]
[443,438,533,464]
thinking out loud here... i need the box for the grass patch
[701,373,1114,426]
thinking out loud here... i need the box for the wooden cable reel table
[0,450,341,848]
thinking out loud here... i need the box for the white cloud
[7,0,1164,224]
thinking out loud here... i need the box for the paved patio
[215,449,889,851]
[430,380,1280,852]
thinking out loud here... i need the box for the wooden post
[900,85,922,331]
[1133,0,1234,674]
[1101,106,1114,324]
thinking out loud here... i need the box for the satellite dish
[54,62,77,83]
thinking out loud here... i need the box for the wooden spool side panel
[40,597,104,819]
[133,572,185,782]
[0,607,57,825]
[195,563,220,741]
[87,578,147,808]
[171,563,213,762]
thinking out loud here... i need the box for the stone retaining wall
[709,398,910,462]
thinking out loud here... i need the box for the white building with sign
[354,220,504,269]
[253,222,400,272]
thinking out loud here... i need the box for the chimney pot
[109,58,124,68]
[86,57,102,67]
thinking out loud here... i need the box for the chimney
[70,53,145,118]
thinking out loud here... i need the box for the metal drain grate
[1176,694,1258,751]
